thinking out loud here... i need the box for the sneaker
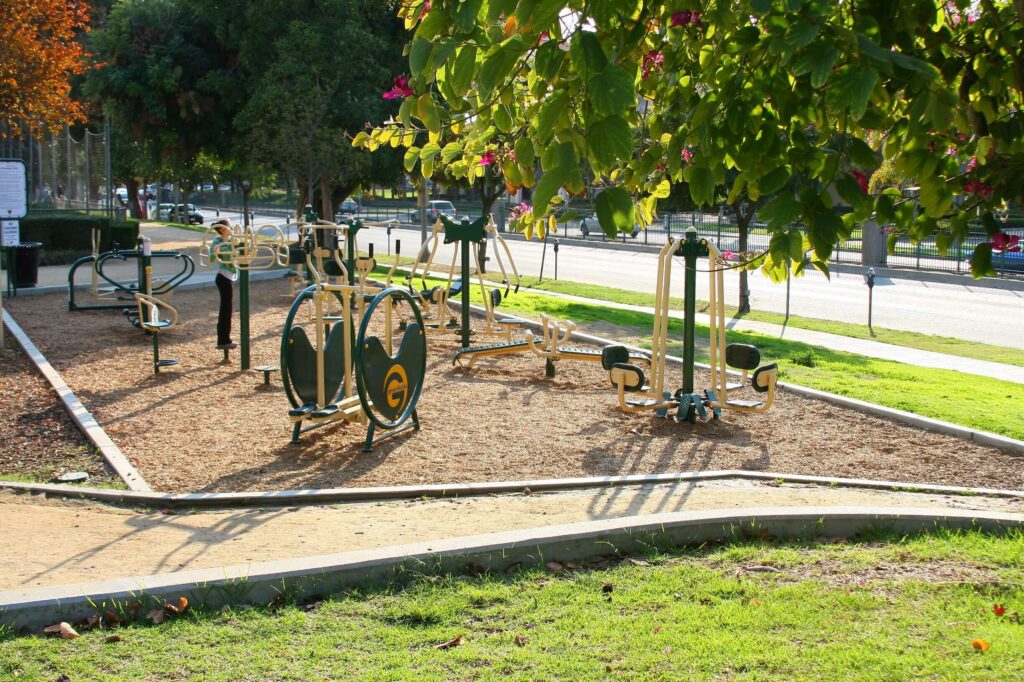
[216,342,238,350]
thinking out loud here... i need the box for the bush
[1,214,140,266]
[788,349,818,367]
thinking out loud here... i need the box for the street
[199,207,1024,350]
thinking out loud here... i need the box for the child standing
[211,220,237,350]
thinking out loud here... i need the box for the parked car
[157,203,176,220]
[409,200,457,222]
[337,197,360,215]
[166,203,203,225]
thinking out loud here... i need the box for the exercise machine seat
[609,363,645,392]
[726,343,761,371]
[752,363,778,393]
[601,345,630,370]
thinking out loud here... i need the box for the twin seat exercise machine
[602,227,779,423]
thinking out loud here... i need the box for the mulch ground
[5,277,1023,493]
[0,336,117,485]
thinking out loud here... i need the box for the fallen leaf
[627,559,650,567]
[605,665,612,672]
[663,647,673,654]
[158,508,175,515]
[750,599,763,606]
[602,583,614,594]
[565,561,582,570]
[146,609,167,625]
[60,623,80,639]
[994,604,1007,617]
[178,596,189,612]
[653,626,662,634]
[514,634,528,647]
[105,635,122,643]
[56,675,71,682]
[79,615,101,631]
[435,635,463,650]
[546,561,565,573]
[972,639,990,652]
[505,562,522,575]
[673,593,683,601]
[104,610,122,626]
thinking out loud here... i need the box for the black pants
[215,273,233,346]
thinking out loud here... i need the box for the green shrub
[788,349,817,367]
[1,214,140,266]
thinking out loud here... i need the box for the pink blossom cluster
[965,180,994,197]
[382,75,413,100]
[850,169,869,194]
[680,148,694,162]
[479,150,498,166]
[990,232,1021,253]
[508,202,532,221]
[671,10,702,27]
[419,0,431,20]
[641,50,664,80]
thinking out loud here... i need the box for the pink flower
[480,150,497,166]
[964,180,994,197]
[539,31,550,42]
[382,75,414,100]
[509,202,532,221]
[642,50,664,79]
[945,145,958,157]
[671,10,701,27]
[721,250,735,261]
[850,169,869,194]
[681,148,694,162]
[990,232,1021,253]
[966,156,978,173]
[419,1,431,20]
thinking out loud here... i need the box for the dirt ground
[5,278,1023,493]
[0,336,116,485]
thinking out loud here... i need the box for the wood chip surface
[5,279,1022,493]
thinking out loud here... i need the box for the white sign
[0,160,28,220]
[0,220,18,247]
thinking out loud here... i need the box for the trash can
[11,242,43,288]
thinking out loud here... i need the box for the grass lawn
[406,270,1024,440]
[3,529,1022,680]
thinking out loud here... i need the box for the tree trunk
[126,177,142,219]
[320,176,332,221]
[181,182,190,225]
[476,174,506,274]
[733,203,751,314]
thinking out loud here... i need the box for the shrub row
[17,214,140,252]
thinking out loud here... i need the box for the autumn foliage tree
[0,0,91,133]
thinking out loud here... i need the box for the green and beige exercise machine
[604,227,778,423]
[280,217,426,450]
[67,234,194,312]
[200,220,289,368]
[407,214,522,347]
[454,313,651,378]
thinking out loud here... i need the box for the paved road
[200,208,1024,350]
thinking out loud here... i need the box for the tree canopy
[0,0,91,133]
[356,0,1024,278]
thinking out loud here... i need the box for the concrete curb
[2,310,151,492]
[2,505,1020,631]
[453,302,1024,456]
[3,469,1022,510]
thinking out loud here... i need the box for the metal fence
[0,120,114,216]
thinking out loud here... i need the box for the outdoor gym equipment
[200,220,289,367]
[67,235,194,312]
[280,217,426,450]
[604,227,778,422]
[132,292,179,375]
[453,313,651,378]
[406,214,521,348]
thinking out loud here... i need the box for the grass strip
[402,270,1024,440]
[3,528,1021,680]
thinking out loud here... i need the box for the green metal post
[678,227,709,397]
[460,221,471,348]
[240,268,250,370]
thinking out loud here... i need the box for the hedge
[16,214,140,252]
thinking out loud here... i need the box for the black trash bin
[10,242,43,288]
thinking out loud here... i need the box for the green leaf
[440,142,463,164]
[494,104,514,133]
[415,9,451,40]
[750,0,772,14]
[827,67,878,120]
[448,46,477,96]
[532,167,564,216]
[595,186,633,237]
[784,20,819,52]
[516,0,563,32]
[918,178,953,219]
[570,31,607,77]
[792,43,839,88]
[351,131,369,148]
[450,0,484,33]
[759,166,791,195]
[535,89,568,143]
[757,192,802,229]
[399,97,414,128]
[789,229,805,261]
[478,36,525,100]
[403,146,421,172]
[409,38,433,75]
[535,41,565,81]
[875,194,894,223]
[588,63,635,116]
[847,138,876,168]
[935,230,952,256]
[514,137,535,166]
[417,94,441,133]
[683,165,715,206]
[970,243,995,277]
[651,177,671,199]
[588,115,633,168]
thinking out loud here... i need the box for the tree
[0,0,91,133]
[84,0,233,215]
[190,0,409,217]
[357,1,1024,280]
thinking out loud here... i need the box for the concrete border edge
[2,505,1020,631]
[2,309,151,492]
